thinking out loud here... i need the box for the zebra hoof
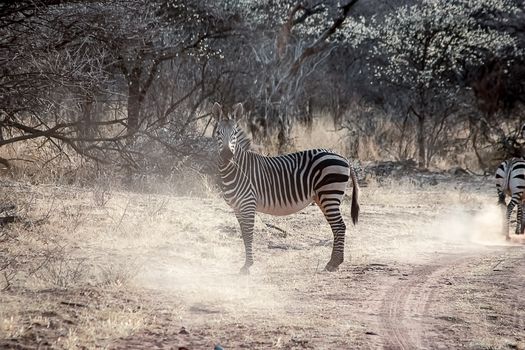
[239,266,250,275]
[324,264,339,272]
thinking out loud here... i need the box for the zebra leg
[317,200,346,271]
[235,209,255,275]
[505,195,519,240]
[516,202,523,235]
[497,190,506,206]
[498,190,507,235]
[516,201,525,235]
[521,203,525,235]
[325,217,346,272]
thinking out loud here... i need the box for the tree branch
[288,0,359,76]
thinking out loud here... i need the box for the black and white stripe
[495,157,525,239]
[212,102,360,274]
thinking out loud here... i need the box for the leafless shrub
[97,260,140,287]
[35,251,88,289]
[92,186,112,208]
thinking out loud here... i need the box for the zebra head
[212,102,244,159]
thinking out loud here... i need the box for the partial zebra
[495,157,525,239]
[212,102,360,274]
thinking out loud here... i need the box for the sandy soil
[1,175,524,349]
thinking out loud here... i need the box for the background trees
[364,0,522,168]
[1,0,524,182]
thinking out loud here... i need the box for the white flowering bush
[366,0,520,90]
[361,0,522,167]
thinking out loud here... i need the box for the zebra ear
[232,103,244,122]
[212,102,225,121]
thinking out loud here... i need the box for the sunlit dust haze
[431,204,511,246]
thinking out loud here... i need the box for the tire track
[379,252,492,350]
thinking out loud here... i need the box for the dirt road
[377,247,525,350]
[110,177,525,349]
[109,243,524,349]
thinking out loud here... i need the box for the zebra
[212,102,360,274]
[495,157,525,239]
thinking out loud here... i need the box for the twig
[264,222,289,238]
[60,301,87,308]
[492,259,504,271]
[115,199,131,232]
[2,271,12,291]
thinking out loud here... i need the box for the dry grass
[0,289,147,348]
[0,172,524,348]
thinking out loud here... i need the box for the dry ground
[1,175,524,349]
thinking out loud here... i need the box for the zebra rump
[495,157,525,238]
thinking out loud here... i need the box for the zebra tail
[350,165,360,225]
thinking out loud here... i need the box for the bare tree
[223,0,361,151]
[0,1,124,165]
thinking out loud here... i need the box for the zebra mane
[235,125,253,152]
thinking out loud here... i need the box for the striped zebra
[212,102,360,274]
[495,157,525,239]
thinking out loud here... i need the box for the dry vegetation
[1,167,524,349]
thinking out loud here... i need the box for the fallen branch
[264,222,289,238]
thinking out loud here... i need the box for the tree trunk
[398,113,410,160]
[305,97,313,133]
[416,113,426,168]
[123,67,143,186]
[79,97,95,141]
[277,118,288,153]
[127,68,142,137]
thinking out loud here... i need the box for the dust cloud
[98,165,525,331]
[349,191,525,267]
[137,257,286,317]
[431,204,508,246]
[112,194,290,320]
